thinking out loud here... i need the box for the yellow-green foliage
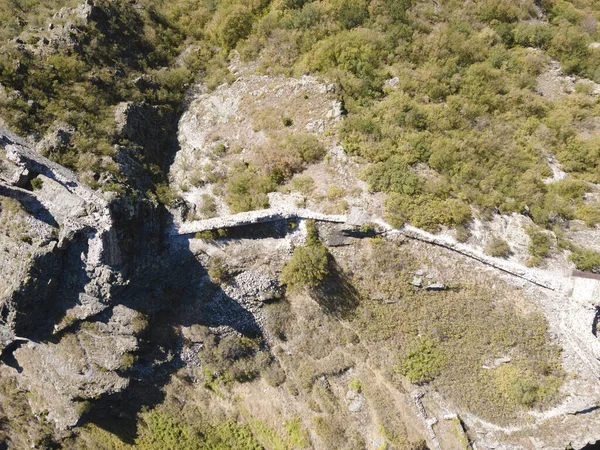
[569,246,600,273]
[351,239,563,424]
[247,417,310,450]
[135,410,262,450]
[486,237,511,258]
[291,176,315,195]
[348,378,362,393]
[398,338,447,385]
[281,221,329,291]
[257,134,327,184]
[527,228,553,259]
[225,165,273,213]
[119,352,137,371]
[199,331,272,383]
[3,0,600,231]
[281,244,329,291]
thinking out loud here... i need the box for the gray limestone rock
[425,282,447,291]
[411,277,423,287]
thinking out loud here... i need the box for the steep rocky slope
[0,0,600,447]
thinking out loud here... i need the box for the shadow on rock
[79,211,264,443]
[312,258,360,320]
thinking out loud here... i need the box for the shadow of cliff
[26,234,91,341]
[79,208,263,443]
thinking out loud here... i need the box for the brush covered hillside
[0,0,600,449]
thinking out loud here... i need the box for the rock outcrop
[0,126,133,429]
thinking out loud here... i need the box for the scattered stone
[425,282,447,291]
[318,376,329,389]
[411,277,423,287]
[348,393,365,412]
[482,356,512,370]
[493,356,512,367]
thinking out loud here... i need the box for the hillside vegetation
[0,0,599,448]
[2,0,600,232]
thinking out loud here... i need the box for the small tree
[281,220,329,291]
[398,338,446,385]
[281,244,329,292]
[486,236,511,257]
[527,228,552,259]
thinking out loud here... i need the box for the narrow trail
[173,207,562,292]
[170,207,347,235]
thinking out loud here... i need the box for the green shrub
[364,156,422,196]
[326,185,345,200]
[199,194,218,218]
[569,247,600,273]
[283,133,326,164]
[397,338,446,385]
[195,228,228,240]
[576,204,600,227]
[201,334,270,383]
[155,184,179,206]
[30,177,43,190]
[211,5,253,50]
[527,229,552,259]
[214,143,227,155]
[291,175,315,195]
[281,224,328,291]
[486,237,511,258]
[225,167,273,213]
[136,410,262,450]
[208,256,230,283]
[385,194,471,231]
[332,0,369,29]
[119,352,137,370]
[281,243,329,292]
[348,378,362,393]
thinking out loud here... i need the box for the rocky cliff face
[0,126,143,430]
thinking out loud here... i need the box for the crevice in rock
[592,306,599,338]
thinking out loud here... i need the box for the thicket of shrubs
[2,0,600,235]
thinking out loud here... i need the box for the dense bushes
[385,194,471,231]
[3,0,600,231]
[136,410,262,450]
[486,237,511,257]
[398,338,446,385]
[569,247,600,273]
[225,165,273,213]
[0,0,220,197]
